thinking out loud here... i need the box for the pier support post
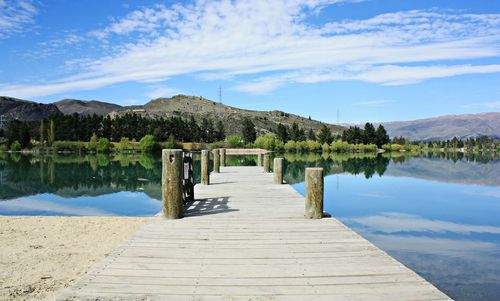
[162,149,183,219]
[274,158,283,184]
[305,167,323,219]
[263,154,271,173]
[220,148,226,167]
[212,149,220,173]
[201,150,210,185]
[257,153,263,166]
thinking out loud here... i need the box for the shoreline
[0,216,148,301]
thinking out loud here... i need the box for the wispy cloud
[462,101,500,110]
[1,1,500,97]
[0,0,37,39]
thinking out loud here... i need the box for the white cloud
[1,1,500,97]
[462,101,500,110]
[0,0,37,39]
[234,64,500,94]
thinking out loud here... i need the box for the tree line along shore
[0,112,498,154]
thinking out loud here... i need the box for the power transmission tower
[219,85,222,104]
[0,115,6,128]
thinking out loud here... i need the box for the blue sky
[0,0,499,123]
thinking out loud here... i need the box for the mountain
[381,112,500,141]
[54,99,122,116]
[0,96,61,121]
[111,94,344,136]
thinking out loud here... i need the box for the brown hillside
[112,95,344,136]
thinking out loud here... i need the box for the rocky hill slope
[112,95,344,136]
[0,96,61,121]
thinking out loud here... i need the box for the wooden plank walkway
[58,166,451,301]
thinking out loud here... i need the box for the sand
[0,216,149,301]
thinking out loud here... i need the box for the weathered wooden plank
[58,166,451,301]
[81,273,425,286]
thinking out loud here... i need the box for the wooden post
[305,167,323,219]
[257,153,263,166]
[274,158,283,184]
[212,149,220,173]
[263,154,270,173]
[201,150,210,185]
[162,149,183,219]
[220,148,226,167]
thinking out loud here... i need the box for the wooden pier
[59,165,451,300]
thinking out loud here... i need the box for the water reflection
[1,151,500,299]
[0,153,163,216]
[289,155,500,301]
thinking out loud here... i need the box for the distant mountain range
[1,95,498,140]
[0,95,343,136]
[380,112,500,141]
[54,99,121,116]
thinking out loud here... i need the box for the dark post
[263,154,271,173]
[162,149,183,219]
[274,158,283,184]
[212,149,220,173]
[220,148,226,167]
[201,150,210,185]
[305,167,323,219]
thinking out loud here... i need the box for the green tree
[88,133,98,151]
[10,140,21,151]
[200,118,215,142]
[363,123,376,144]
[225,135,243,148]
[139,134,156,152]
[375,125,390,148]
[307,128,316,141]
[317,125,333,144]
[241,118,256,144]
[19,122,31,148]
[342,126,363,144]
[214,120,226,141]
[276,123,289,142]
[290,122,300,141]
[164,134,176,149]
[97,138,111,153]
[40,119,46,144]
[187,116,200,142]
[48,119,55,146]
[298,128,306,141]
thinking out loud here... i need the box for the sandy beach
[0,216,148,301]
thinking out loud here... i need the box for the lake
[1,151,499,301]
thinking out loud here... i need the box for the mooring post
[263,154,271,173]
[162,149,183,219]
[220,148,226,167]
[257,153,263,166]
[305,167,324,219]
[212,149,220,173]
[201,149,210,185]
[274,158,283,184]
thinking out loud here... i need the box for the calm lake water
[1,152,499,301]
